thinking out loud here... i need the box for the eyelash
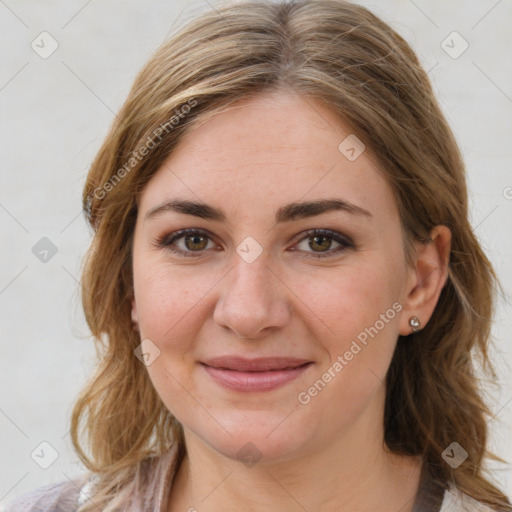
[156,228,354,259]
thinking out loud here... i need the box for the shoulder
[440,485,497,512]
[2,475,89,512]
[3,445,181,512]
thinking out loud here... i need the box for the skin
[131,89,452,512]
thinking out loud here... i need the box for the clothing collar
[141,445,444,512]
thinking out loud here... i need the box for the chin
[184,410,315,466]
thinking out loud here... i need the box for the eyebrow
[144,198,372,223]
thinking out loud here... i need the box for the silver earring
[409,316,421,333]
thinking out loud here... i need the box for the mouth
[200,356,313,392]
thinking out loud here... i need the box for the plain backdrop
[1,0,511,506]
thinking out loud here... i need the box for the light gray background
[1,0,511,506]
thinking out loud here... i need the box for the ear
[399,225,452,336]
[131,297,140,331]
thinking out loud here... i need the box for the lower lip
[201,363,312,392]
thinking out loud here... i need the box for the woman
[6,0,510,510]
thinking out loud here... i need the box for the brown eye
[184,234,209,251]
[309,234,332,252]
[158,228,217,257]
[294,229,353,259]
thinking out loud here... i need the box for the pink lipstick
[200,356,313,392]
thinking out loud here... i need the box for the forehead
[139,90,396,222]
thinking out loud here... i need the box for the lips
[202,356,311,372]
[200,356,313,392]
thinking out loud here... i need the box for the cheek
[132,260,213,353]
[292,262,403,426]
[298,261,401,340]
[293,258,405,405]
[133,263,210,416]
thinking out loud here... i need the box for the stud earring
[409,315,421,333]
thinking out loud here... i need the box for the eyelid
[155,228,220,257]
[289,228,354,258]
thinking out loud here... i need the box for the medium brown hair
[72,1,510,510]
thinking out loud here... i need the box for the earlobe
[399,225,452,336]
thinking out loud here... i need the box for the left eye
[158,228,353,258]
[292,229,353,258]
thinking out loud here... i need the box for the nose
[213,255,291,340]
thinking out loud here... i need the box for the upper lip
[201,356,312,372]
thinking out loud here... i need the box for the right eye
[157,228,219,257]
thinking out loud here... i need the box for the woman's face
[131,90,416,463]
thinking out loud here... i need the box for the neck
[168,386,422,512]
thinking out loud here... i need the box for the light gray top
[3,446,496,512]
